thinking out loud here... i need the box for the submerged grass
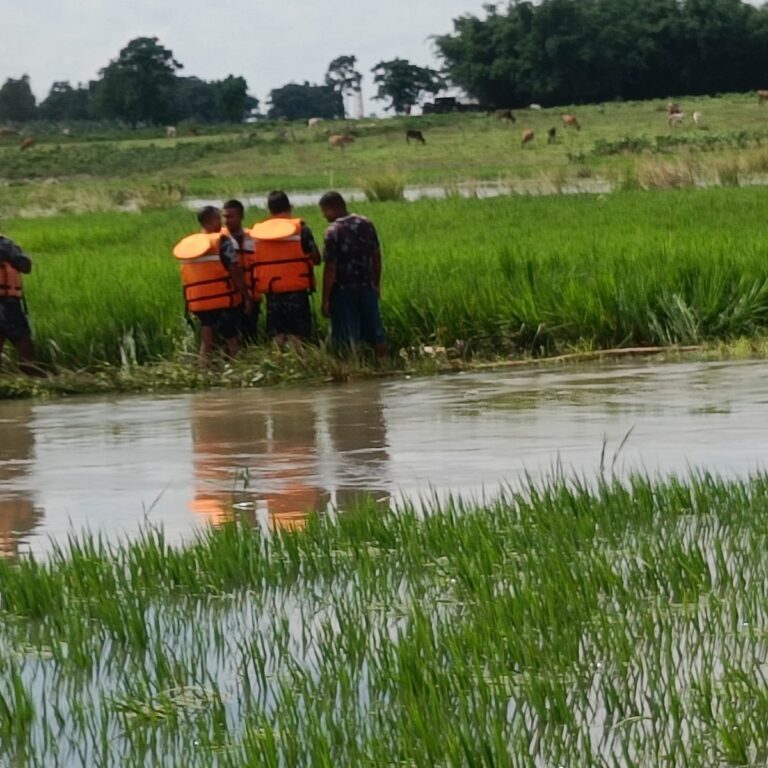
[2,471,768,764]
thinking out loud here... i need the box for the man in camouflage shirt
[319,191,388,358]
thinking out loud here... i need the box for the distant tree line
[0,38,258,125]
[266,55,443,119]
[435,0,768,107]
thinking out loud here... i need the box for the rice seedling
[0,472,768,764]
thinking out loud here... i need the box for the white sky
[1,0,494,115]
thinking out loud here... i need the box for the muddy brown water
[2,359,768,557]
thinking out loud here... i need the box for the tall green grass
[5,186,768,369]
[2,471,768,764]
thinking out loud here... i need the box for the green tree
[326,55,363,118]
[0,75,37,122]
[39,81,92,121]
[435,0,768,107]
[93,37,182,125]
[174,77,220,122]
[371,59,444,114]
[267,82,343,120]
[215,76,258,122]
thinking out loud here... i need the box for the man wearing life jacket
[319,191,388,359]
[173,206,252,363]
[222,199,261,343]
[0,233,38,375]
[250,191,321,345]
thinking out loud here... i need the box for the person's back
[319,191,387,358]
[323,213,379,289]
[251,190,320,345]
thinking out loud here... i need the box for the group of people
[173,190,388,364]
[0,190,387,375]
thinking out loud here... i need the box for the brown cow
[758,90,768,105]
[19,137,36,151]
[521,129,535,146]
[0,127,19,136]
[406,129,426,144]
[562,114,580,130]
[328,134,355,148]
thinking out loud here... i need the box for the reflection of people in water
[188,393,328,532]
[0,402,43,557]
[325,385,390,513]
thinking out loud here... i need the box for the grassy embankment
[1,185,768,397]
[3,92,768,215]
[1,472,768,765]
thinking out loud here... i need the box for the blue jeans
[330,285,386,349]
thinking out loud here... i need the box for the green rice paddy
[4,185,768,374]
[1,471,768,765]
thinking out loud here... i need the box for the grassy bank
[1,471,767,765]
[5,92,768,215]
[2,186,768,383]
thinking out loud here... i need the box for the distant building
[422,89,483,115]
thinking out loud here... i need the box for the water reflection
[0,401,42,556]
[188,385,390,532]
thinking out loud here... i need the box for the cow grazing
[188,127,199,136]
[668,112,685,128]
[521,129,535,146]
[406,129,426,145]
[0,127,18,136]
[307,117,323,128]
[562,114,580,130]
[562,115,581,131]
[529,103,542,110]
[165,126,177,138]
[61,127,72,137]
[328,133,355,148]
[547,127,557,144]
[758,90,768,105]
[692,111,703,128]
[19,137,36,151]
[494,109,516,122]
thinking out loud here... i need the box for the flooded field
[2,358,768,557]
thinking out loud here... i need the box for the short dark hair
[196,205,220,225]
[319,190,346,209]
[222,199,244,215]
[267,190,291,215]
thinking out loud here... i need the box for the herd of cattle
[4,92,768,152]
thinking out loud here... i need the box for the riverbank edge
[1,337,764,401]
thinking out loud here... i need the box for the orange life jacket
[0,261,22,299]
[223,227,260,301]
[250,217,315,295]
[173,233,242,313]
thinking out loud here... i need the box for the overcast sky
[2,0,494,115]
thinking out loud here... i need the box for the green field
[3,92,768,216]
[3,93,768,391]
[1,471,767,765]
[2,185,768,375]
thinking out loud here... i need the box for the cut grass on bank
[1,471,768,765]
[3,186,768,377]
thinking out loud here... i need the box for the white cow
[165,126,177,138]
[307,117,323,128]
[692,111,703,128]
